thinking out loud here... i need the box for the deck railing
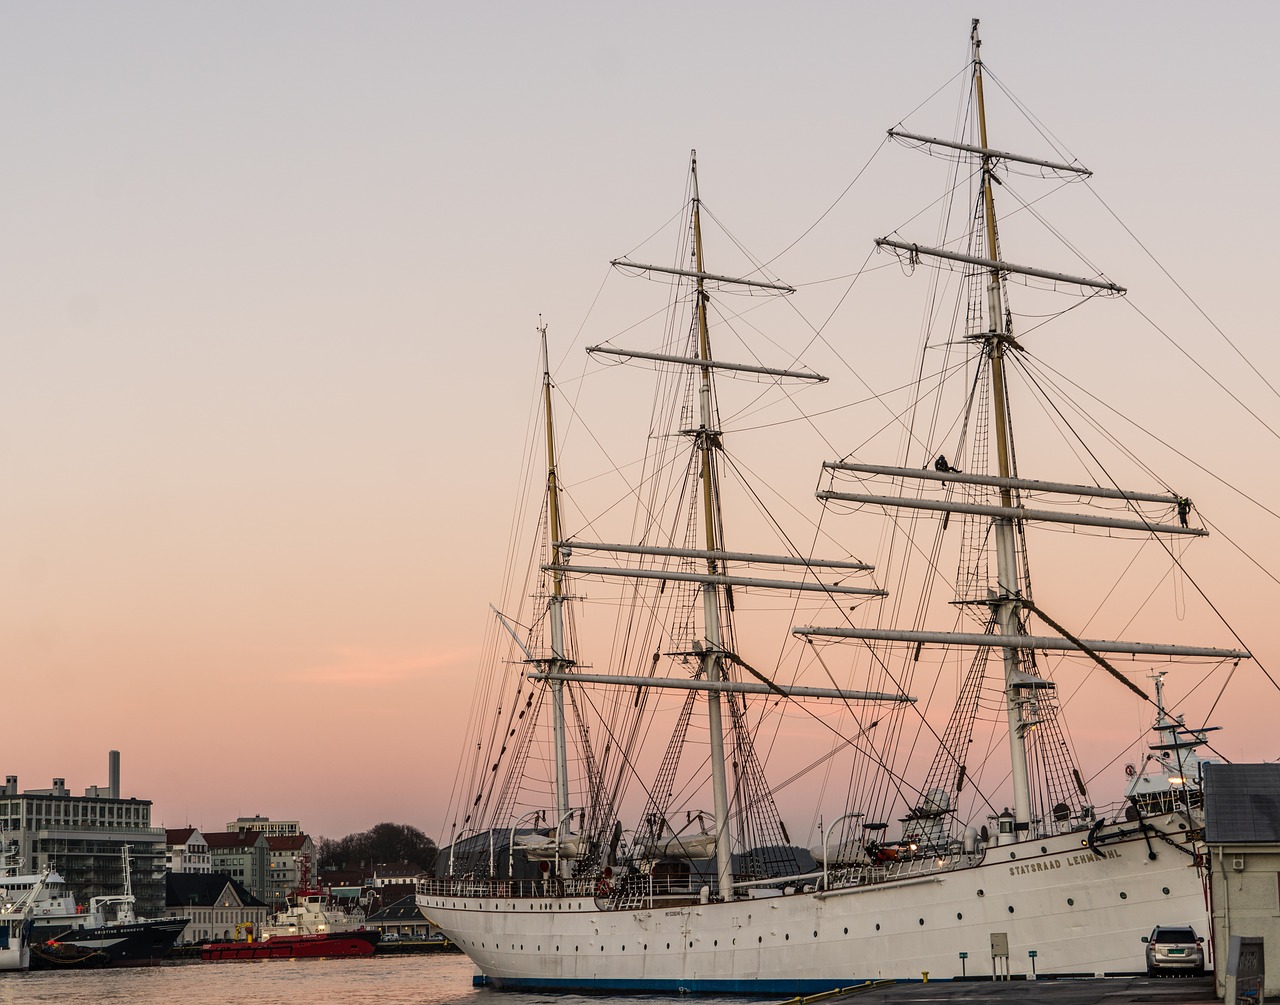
[420,851,988,904]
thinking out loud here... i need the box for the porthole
[575,946,579,952]
[843,928,849,935]
[1067,898,1074,906]
[1120,892,1127,900]
[1162,887,1170,895]
[1040,846,1047,854]
[1008,906,1015,913]
[713,940,718,947]
[758,936,763,944]
[689,941,693,948]
[1009,852,1016,859]
[813,931,818,938]
[875,924,881,931]
[643,944,647,951]
[918,918,925,926]
[785,934,790,941]
[976,889,985,897]
[956,913,963,920]
[666,943,670,950]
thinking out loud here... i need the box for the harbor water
[0,953,765,1005]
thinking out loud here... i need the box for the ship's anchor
[1086,816,1157,861]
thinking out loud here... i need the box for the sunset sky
[2,3,1278,845]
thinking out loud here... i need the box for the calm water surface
[0,954,770,1005]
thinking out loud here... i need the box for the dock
[774,977,1218,1005]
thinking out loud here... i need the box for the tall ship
[423,21,1256,994]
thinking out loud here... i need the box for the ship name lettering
[1008,858,1065,877]
[1004,850,1125,877]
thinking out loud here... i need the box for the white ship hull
[422,816,1206,993]
[0,925,28,971]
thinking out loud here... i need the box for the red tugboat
[200,861,379,962]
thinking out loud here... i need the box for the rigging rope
[1087,184,1280,407]
[1020,598,1150,703]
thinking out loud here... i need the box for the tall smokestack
[109,750,120,799]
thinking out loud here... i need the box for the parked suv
[1144,925,1205,976]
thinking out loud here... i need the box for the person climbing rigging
[1177,497,1192,529]
[934,455,960,487]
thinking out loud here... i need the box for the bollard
[922,972,929,983]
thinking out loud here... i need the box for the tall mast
[972,19,1033,834]
[690,152,735,900]
[542,322,572,845]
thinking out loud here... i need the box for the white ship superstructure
[261,892,367,939]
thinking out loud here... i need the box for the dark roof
[166,872,268,909]
[366,894,431,924]
[166,827,197,844]
[204,830,267,850]
[320,867,372,886]
[1204,762,1280,844]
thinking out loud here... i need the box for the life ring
[596,878,612,897]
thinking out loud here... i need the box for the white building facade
[165,827,212,873]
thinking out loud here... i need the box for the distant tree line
[317,822,438,872]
